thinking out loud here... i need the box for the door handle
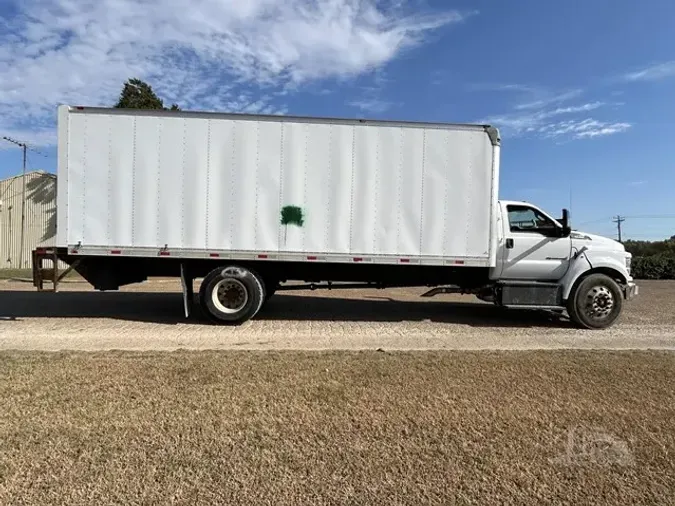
[505,238,514,249]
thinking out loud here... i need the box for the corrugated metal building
[0,171,60,269]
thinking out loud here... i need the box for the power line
[577,215,675,228]
[1,136,48,158]
[623,215,675,220]
[577,217,614,226]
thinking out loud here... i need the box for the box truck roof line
[65,105,500,145]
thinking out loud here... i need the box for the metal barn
[0,171,59,269]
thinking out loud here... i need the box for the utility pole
[2,136,28,268]
[613,215,625,242]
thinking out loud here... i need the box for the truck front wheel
[199,265,265,324]
[567,274,623,329]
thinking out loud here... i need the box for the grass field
[1,351,674,505]
[0,268,81,281]
[0,269,32,280]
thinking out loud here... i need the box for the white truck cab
[491,200,637,328]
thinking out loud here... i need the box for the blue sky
[1,0,674,240]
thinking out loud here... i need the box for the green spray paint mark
[281,205,304,246]
[281,205,305,227]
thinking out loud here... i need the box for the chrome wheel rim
[584,286,615,320]
[212,279,248,314]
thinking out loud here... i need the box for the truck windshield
[507,205,558,233]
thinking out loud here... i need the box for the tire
[567,274,623,330]
[199,265,265,324]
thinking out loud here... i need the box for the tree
[624,235,675,279]
[114,78,180,111]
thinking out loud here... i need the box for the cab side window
[507,205,558,234]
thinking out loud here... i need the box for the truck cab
[491,200,637,328]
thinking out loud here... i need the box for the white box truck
[33,105,638,329]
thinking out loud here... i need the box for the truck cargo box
[56,106,500,267]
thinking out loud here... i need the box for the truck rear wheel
[567,274,623,329]
[199,265,265,324]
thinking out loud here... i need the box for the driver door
[499,204,571,281]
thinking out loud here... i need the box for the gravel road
[1,279,673,351]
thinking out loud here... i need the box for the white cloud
[347,68,398,113]
[0,0,470,146]
[468,83,584,110]
[475,76,632,141]
[483,98,630,141]
[468,83,537,94]
[484,102,608,135]
[541,119,631,139]
[574,122,631,138]
[472,85,624,141]
[476,77,636,141]
[624,61,675,81]
[347,98,394,114]
[514,89,583,110]
[546,102,605,116]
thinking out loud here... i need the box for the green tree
[624,235,675,279]
[114,78,180,111]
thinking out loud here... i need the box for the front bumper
[624,282,639,300]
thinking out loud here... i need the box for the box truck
[33,105,638,329]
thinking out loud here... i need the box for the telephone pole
[613,215,625,242]
[2,137,28,268]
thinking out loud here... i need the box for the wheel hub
[584,286,615,320]
[212,278,248,314]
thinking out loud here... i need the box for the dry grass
[0,269,32,280]
[0,268,81,281]
[1,351,674,505]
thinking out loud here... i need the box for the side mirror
[560,208,572,237]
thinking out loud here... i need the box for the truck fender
[560,250,629,301]
[559,250,593,300]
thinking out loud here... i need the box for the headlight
[625,255,632,274]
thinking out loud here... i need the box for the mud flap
[180,263,194,319]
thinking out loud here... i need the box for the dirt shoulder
[1,279,674,351]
